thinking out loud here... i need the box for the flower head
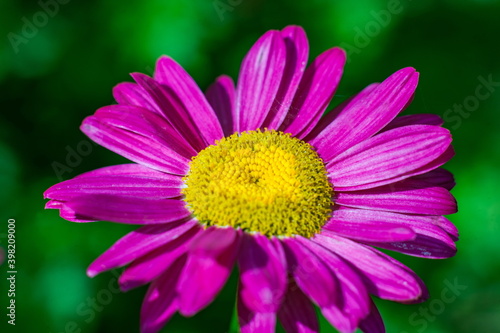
[45,26,458,333]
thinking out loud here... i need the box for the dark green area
[1,0,499,332]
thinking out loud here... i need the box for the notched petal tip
[44,200,61,209]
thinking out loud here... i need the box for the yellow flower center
[182,130,333,238]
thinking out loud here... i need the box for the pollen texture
[182,130,333,238]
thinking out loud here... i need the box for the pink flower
[44,26,458,333]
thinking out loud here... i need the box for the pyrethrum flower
[45,26,458,333]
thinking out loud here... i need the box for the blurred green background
[1,0,499,332]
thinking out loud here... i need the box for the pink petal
[281,47,346,138]
[58,204,96,222]
[177,227,240,316]
[282,238,339,308]
[94,105,197,158]
[369,235,457,259]
[327,125,452,190]
[64,195,191,224]
[333,145,455,192]
[359,299,385,333]
[81,115,189,176]
[44,200,63,209]
[323,209,416,243]
[334,180,457,215]
[380,114,443,132]
[321,305,356,333]
[262,25,309,129]
[310,67,419,162]
[112,82,160,114]
[278,279,319,333]
[298,238,370,333]
[412,168,455,190]
[132,72,207,151]
[44,164,184,201]
[87,219,197,277]
[314,232,425,302]
[154,56,224,146]
[436,216,459,240]
[206,75,236,136]
[238,294,276,333]
[305,83,379,141]
[235,30,286,132]
[401,145,455,182]
[119,226,201,291]
[324,208,457,258]
[71,163,175,177]
[140,257,185,333]
[238,234,287,312]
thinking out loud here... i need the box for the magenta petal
[263,25,309,129]
[370,235,457,259]
[368,221,456,258]
[402,145,455,182]
[412,168,455,190]
[281,47,346,138]
[81,115,190,176]
[235,30,286,132]
[59,204,96,222]
[238,294,276,333]
[323,209,416,243]
[119,226,201,291]
[282,238,338,307]
[65,195,191,224]
[72,163,174,177]
[206,75,236,136]
[324,208,457,258]
[113,82,160,114]
[436,216,459,240]
[333,145,455,192]
[44,200,63,209]
[238,234,287,312]
[321,306,356,333]
[140,257,185,333]
[359,299,385,333]
[306,83,379,142]
[310,67,419,162]
[380,114,443,132]
[177,227,240,316]
[154,56,224,146]
[314,232,425,302]
[132,72,207,151]
[278,279,319,333]
[87,220,197,277]
[334,180,457,215]
[94,104,197,158]
[44,164,183,201]
[298,238,370,333]
[327,125,452,190]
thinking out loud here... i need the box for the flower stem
[228,298,240,333]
